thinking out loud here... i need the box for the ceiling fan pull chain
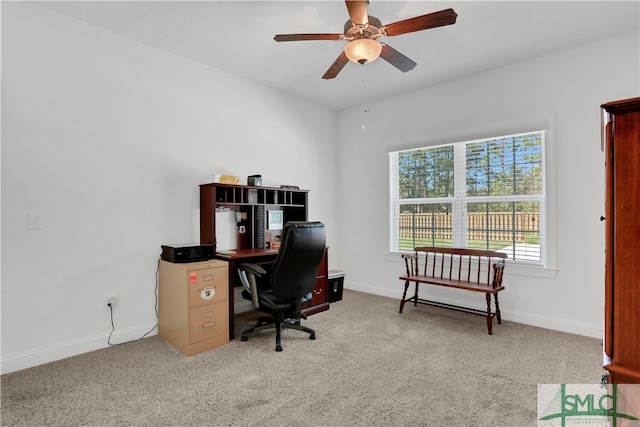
[361,64,370,130]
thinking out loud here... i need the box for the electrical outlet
[106,294,118,308]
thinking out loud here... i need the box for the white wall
[0,3,339,374]
[337,30,640,338]
[2,2,638,375]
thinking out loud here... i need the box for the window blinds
[389,131,545,264]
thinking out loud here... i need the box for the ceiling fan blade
[322,52,350,80]
[383,8,457,37]
[345,0,369,26]
[379,44,417,73]
[274,33,344,42]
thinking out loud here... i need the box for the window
[389,131,545,264]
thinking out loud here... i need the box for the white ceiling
[35,1,640,111]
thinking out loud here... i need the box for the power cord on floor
[107,258,160,346]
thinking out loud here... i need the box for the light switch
[27,213,42,230]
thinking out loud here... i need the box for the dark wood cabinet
[304,248,329,316]
[602,97,640,384]
[200,183,328,340]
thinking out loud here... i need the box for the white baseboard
[3,281,603,374]
[345,281,602,339]
[1,322,158,375]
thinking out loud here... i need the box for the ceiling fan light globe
[344,39,382,65]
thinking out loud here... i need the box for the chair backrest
[270,221,326,301]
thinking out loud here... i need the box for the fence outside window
[399,212,540,242]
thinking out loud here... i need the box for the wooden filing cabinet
[159,259,229,355]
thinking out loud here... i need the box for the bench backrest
[403,246,507,288]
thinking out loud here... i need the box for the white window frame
[389,129,553,271]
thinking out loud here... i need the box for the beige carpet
[1,290,603,426]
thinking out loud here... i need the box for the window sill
[384,252,557,279]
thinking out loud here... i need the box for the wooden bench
[399,247,507,334]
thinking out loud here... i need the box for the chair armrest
[237,263,268,309]
[238,263,267,278]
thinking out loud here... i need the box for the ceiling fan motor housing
[343,16,383,40]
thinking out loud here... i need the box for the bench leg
[399,280,410,313]
[494,293,502,324]
[413,283,419,307]
[485,293,493,335]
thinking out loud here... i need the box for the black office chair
[237,221,326,351]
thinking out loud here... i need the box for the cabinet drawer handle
[197,286,215,292]
[313,288,323,295]
[203,274,214,281]
[201,322,216,328]
[203,310,215,318]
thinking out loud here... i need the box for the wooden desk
[215,247,329,340]
[200,183,323,340]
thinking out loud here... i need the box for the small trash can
[328,270,345,303]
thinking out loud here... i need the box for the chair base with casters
[239,287,316,351]
[236,221,326,352]
[240,310,316,352]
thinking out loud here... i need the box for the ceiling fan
[274,0,457,79]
